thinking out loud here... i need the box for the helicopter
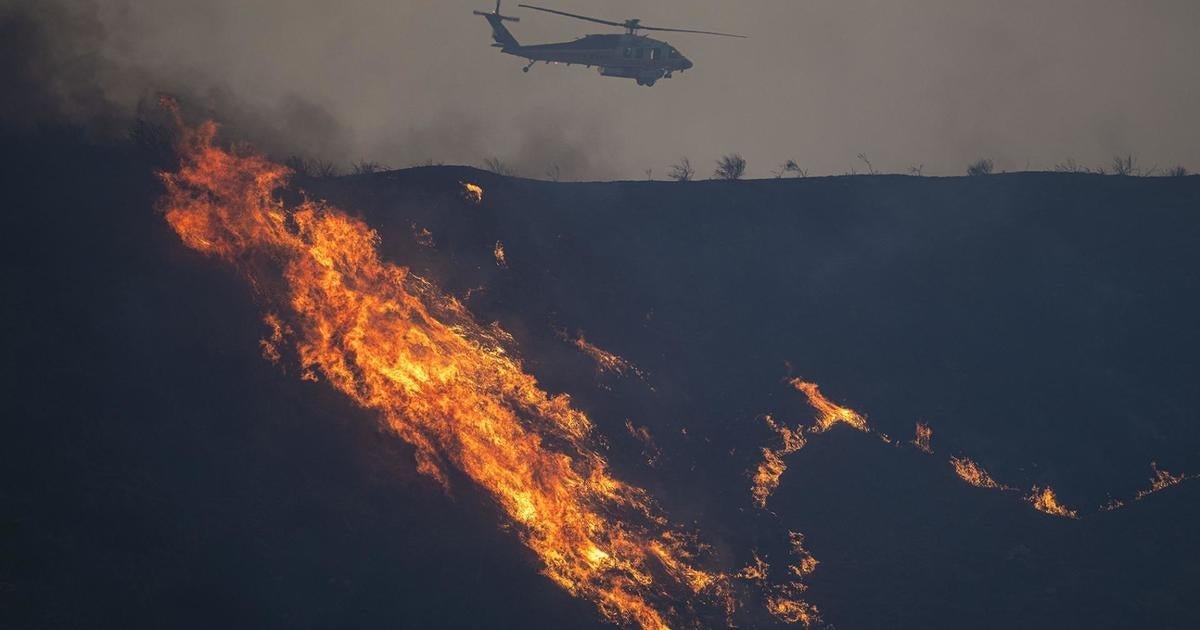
[474,1,745,87]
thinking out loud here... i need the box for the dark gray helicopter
[474,1,745,86]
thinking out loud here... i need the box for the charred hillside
[4,128,1200,629]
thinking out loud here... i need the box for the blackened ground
[4,128,1200,629]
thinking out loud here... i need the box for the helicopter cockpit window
[668,49,680,59]
[649,48,661,60]
[623,47,634,58]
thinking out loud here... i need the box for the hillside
[4,129,1200,629]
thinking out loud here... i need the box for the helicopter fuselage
[502,34,693,85]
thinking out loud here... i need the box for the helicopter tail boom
[475,1,521,49]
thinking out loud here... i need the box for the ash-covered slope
[5,129,1200,629]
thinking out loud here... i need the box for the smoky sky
[6,0,1200,178]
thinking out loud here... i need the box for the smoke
[0,0,617,179]
[0,0,351,166]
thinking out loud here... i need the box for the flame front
[1134,462,1192,500]
[1026,486,1078,519]
[789,378,869,433]
[912,421,933,454]
[160,121,733,630]
[949,456,1010,490]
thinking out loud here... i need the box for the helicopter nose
[682,57,694,70]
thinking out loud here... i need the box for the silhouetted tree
[1166,166,1189,177]
[483,157,516,177]
[856,153,878,175]
[966,159,994,176]
[668,157,694,182]
[1111,154,1136,176]
[714,153,747,180]
[351,161,385,175]
[774,159,806,178]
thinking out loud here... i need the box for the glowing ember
[411,223,435,248]
[949,456,1009,490]
[789,378,869,433]
[625,420,662,467]
[766,586,821,626]
[159,119,739,630]
[462,181,484,203]
[735,553,769,583]
[786,531,819,578]
[1026,486,1078,519]
[493,240,508,268]
[912,421,933,454]
[751,415,807,508]
[1134,462,1192,500]
[1100,498,1125,512]
[569,331,644,378]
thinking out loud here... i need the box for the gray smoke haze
[4,0,1199,177]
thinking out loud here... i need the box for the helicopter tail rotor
[474,1,521,49]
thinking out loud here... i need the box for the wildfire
[751,415,807,509]
[912,421,933,454]
[789,378,869,433]
[569,331,644,379]
[159,119,740,629]
[949,456,1009,490]
[1026,486,1078,519]
[462,181,484,203]
[1134,462,1192,500]
[493,240,508,268]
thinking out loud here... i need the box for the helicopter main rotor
[516,3,746,38]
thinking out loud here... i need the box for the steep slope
[4,128,1200,628]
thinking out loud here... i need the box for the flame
[735,552,769,583]
[1026,486,1078,519]
[1134,462,1192,500]
[789,378,869,433]
[912,421,933,454]
[411,223,435,248]
[493,240,508,268]
[766,587,820,626]
[462,181,484,203]
[949,456,1010,490]
[159,120,740,630]
[751,415,807,509]
[786,531,819,578]
[570,332,643,378]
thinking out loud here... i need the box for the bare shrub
[668,157,695,182]
[714,153,747,180]
[351,161,385,175]
[1111,154,1137,176]
[1166,166,1189,177]
[856,153,878,175]
[774,159,807,178]
[483,157,516,177]
[966,159,994,176]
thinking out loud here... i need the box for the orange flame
[492,240,508,268]
[751,415,807,508]
[789,378,869,433]
[949,456,1010,490]
[912,421,933,454]
[462,181,484,203]
[1134,462,1192,500]
[1026,486,1078,519]
[159,120,739,629]
[571,332,644,379]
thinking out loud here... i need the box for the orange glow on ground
[788,378,869,433]
[159,119,752,629]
